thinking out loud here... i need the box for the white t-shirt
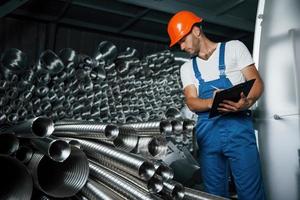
[180,40,254,93]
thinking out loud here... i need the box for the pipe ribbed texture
[54,123,119,140]
[0,155,32,200]
[153,160,174,180]
[81,179,125,200]
[0,132,19,155]
[31,137,71,162]
[89,161,162,200]
[161,179,185,200]
[136,136,167,158]
[124,120,172,135]
[27,147,89,198]
[3,117,54,138]
[75,139,154,180]
[15,146,33,164]
[183,187,229,200]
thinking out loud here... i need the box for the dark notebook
[208,79,256,118]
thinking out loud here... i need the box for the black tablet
[209,79,256,118]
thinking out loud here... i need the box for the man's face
[178,31,199,56]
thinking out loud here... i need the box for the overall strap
[219,42,226,77]
[192,57,204,83]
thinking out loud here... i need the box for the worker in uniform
[167,11,265,200]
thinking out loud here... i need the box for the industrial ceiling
[1,0,258,49]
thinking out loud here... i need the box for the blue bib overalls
[193,43,265,200]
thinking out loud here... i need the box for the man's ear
[192,26,201,37]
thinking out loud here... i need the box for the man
[167,11,265,200]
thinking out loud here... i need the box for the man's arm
[218,64,264,112]
[184,84,214,112]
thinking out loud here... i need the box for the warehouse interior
[0,0,299,200]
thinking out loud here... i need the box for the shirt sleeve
[230,40,254,70]
[180,61,197,89]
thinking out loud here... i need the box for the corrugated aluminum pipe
[183,187,229,200]
[31,136,71,162]
[114,169,163,194]
[183,119,195,132]
[54,123,119,140]
[63,138,82,149]
[0,132,19,155]
[124,120,172,135]
[153,160,174,181]
[113,126,139,152]
[75,139,154,180]
[81,179,125,200]
[171,119,183,134]
[15,146,33,164]
[27,147,89,198]
[136,136,167,158]
[161,179,185,200]
[0,155,32,200]
[94,41,118,64]
[3,117,54,138]
[89,161,163,200]
[165,107,182,119]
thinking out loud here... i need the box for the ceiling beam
[0,0,29,17]
[215,0,245,16]
[117,0,255,32]
[118,8,150,33]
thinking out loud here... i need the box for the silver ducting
[54,123,119,140]
[27,147,89,198]
[3,117,54,138]
[0,155,33,200]
[15,146,33,164]
[0,132,19,155]
[161,179,185,200]
[31,137,71,162]
[183,187,229,200]
[75,139,155,181]
[125,120,172,135]
[136,136,167,158]
[89,161,163,200]
[81,179,125,200]
[153,160,174,181]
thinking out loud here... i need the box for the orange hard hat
[167,11,203,47]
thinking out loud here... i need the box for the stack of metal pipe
[0,42,186,125]
[0,42,227,199]
[0,117,89,199]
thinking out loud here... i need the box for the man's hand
[217,92,252,113]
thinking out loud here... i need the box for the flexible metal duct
[31,137,71,162]
[136,136,167,159]
[153,160,174,181]
[54,123,119,140]
[0,132,19,155]
[89,161,163,200]
[58,48,77,65]
[171,119,183,134]
[37,50,64,75]
[94,41,118,64]
[165,107,182,119]
[1,48,29,72]
[75,139,154,181]
[182,119,195,132]
[27,147,89,198]
[3,117,54,138]
[183,187,229,200]
[125,120,172,135]
[161,179,185,200]
[0,155,32,200]
[115,170,163,194]
[81,179,125,200]
[15,146,33,164]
